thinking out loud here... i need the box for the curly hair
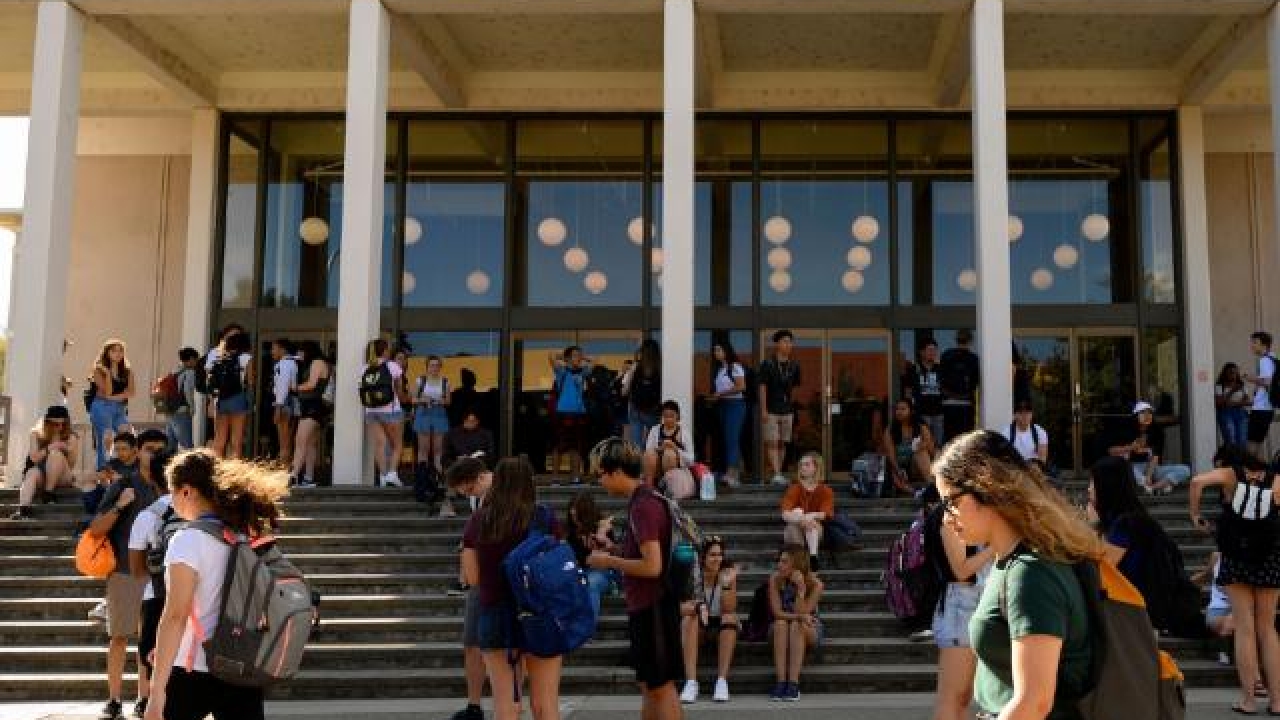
[932,430,1100,564]
[166,449,288,536]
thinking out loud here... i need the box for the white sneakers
[770,474,789,487]
[438,501,457,518]
[681,679,730,704]
[381,471,403,488]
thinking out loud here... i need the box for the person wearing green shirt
[932,430,1102,720]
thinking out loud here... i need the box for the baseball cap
[1132,401,1154,415]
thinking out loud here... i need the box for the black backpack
[208,355,244,398]
[193,362,210,395]
[1266,354,1280,401]
[1217,462,1280,564]
[359,362,395,408]
[630,371,662,415]
[740,581,774,643]
[146,504,186,602]
[1134,521,1206,638]
[82,377,98,412]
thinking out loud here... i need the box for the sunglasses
[940,490,971,516]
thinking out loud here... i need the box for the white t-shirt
[128,495,172,601]
[273,356,299,407]
[360,361,403,413]
[417,376,447,404]
[1001,423,1048,462]
[714,363,745,399]
[165,525,231,673]
[1254,355,1276,411]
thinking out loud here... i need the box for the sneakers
[1219,651,1232,666]
[8,506,32,520]
[450,703,484,720]
[39,489,57,504]
[296,477,317,489]
[98,699,123,720]
[438,501,457,518]
[770,474,789,486]
[724,474,741,489]
[908,628,933,643]
[382,471,404,488]
[88,601,109,625]
[132,697,148,718]
[713,677,730,702]
[446,581,469,597]
[783,683,800,702]
[768,682,787,702]
[680,680,699,704]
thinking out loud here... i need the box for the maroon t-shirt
[462,505,561,608]
[622,485,671,614]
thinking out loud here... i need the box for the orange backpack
[75,530,116,579]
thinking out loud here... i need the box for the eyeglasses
[941,490,971,516]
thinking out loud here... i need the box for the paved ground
[0,689,1263,720]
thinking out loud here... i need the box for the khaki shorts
[105,573,144,639]
[762,413,794,444]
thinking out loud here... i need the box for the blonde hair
[932,430,1100,564]
[799,451,825,483]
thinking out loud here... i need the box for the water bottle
[700,472,717,501]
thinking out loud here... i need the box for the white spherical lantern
[841,269,865,294]
[768,269,792,293]
[1007,215,1024,243]
[563,246,589,274]
[299,216,330,246]
[404,216,423,246]
[466,270,490,295]
[402,270,417,295]
[584,270,608,295]
[851,215,880,244]
[1081,213,1110,243]
[651,247,665,274]
[957,268,978,292]
[1053,243,1080,270]
[537,217,568,247]
[1031,267,1054,291]
[846,245,872,271]
[626,216,647,246]
[767,246,793,271]
[763,216,792,245]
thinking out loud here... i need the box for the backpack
[1135,522,1207,638]
[358,362,395,408]
[739,581,774,642]
[208,355,244,399]
[83,377,98,412]
[145,504,186,578]
[151,372,184,414]
[1216,464,1280,564]
[628,487,704,602]
[883,510,944,621]
[75,529,115,579]
[851,452,885,498]
[501,505,597,658]
[822,511,862,552]
[193,362,210,395]
[1000,558,1186,720]
[190,521,316,688]
[1266,354,1280,402]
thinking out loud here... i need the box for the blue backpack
[502,505,597,658]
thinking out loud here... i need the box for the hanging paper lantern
[584,271,608,295]
[1053,243,1079,270]
[763,216,792,245]
[851,215,880,244]
[768,269,792,293]
[846,246,872,271]
[957,268,978,292]
[651,247,665,274]
[563,247,589,273]
[299,217,330,246]
[1081,214,1110,243]
[466,270,490,295]
[404,216,423,246]
[402,271,417,295]
[626,216,650,246]
[767,246,792,270]
[1007,215,1024,243]
[841,269,865,294]
[537,217,568,247]
[1031,267,1054,291]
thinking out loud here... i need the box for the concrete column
[661,0,695,430]
[182,107,219,445]
[1176,107,1216,471]
[970,0,1013,431]
[332,0,390,485]
[6,1,83,476]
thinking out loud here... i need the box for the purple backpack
[883,512,943,621]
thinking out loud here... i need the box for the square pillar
[661,0,695,430]
[332,0,390,485]
[970,0,1013,431]
[6,1,83,476]
[182,107,220,446]
[1176,107,1216,471]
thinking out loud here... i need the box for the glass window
[759,120,889,306]
[1139,119,1177,305]
[1143,328,1184,463]
[896,118,974,306]
[398,330,502,440]
[220,124,260,309]
[403,121,508,308]
[519,119,644,307]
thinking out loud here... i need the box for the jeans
[586,568,619,618]
[720,397,746,469]
[629,407,658,448]
[1218,407,1248,448]
[1132,461,1192,487]
[88,398,128,470]
[167,411,194,451]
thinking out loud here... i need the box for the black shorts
[138,597,163,672]
[555,414,589,456]
[1249,410,1275,444]
[163,668,264,720]
[627,594,684,691]
[476,601,520,651]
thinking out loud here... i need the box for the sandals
[1232,704,1258,716]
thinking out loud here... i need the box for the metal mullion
[391,118,408,342]
[500,118,518,457]
[643,118,654,335]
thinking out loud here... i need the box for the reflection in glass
[525,181,643,306]
[1144,328,1184,462]
[221,129,259,309]
[1013,334,1074,471]
[398,331,502,441]
[896,118,974,306]
[404,183,506,307]
[829,335,890,474]
[1078,334,1137,468]
[1140,119,1177,304]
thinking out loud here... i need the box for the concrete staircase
[0,482,1232,701]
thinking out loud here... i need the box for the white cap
[1132,401,1154,415]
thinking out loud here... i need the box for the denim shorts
[476,602,520,651]
[216,392,252,416]
[933,582,983,648]
[365,409,403,426]
[413,406,450,434]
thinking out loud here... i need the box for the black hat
[44,405,70,421]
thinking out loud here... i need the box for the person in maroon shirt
[587,437,684,720]
[461,457,563,720]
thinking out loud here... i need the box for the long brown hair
[94,339,130,382]
[166,449,288,536]
[33,417,73,445]
[479,456,537,543]
[778,543,815,585]
[933,430,1101,564]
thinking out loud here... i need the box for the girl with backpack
[461,457,564,720]
[290,341,330,489]
[767,543,824,702]
[89,339,135,470]
[882,398,936,496]
[143,450,288,720]
[932,430,1100,720]
[1189,446,1280,715]
[413,355,451,494]
[360,339,406,487]
[206,332,253,460]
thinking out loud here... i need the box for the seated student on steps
[679,536,740,704]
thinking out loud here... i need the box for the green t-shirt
[970,548,1093,720]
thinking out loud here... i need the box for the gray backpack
[191,521,316,688]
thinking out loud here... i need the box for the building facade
[4,0,1279,481]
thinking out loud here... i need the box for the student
[461,457,563,720]
[933,430,1097,720]
[126,447,173,719]
[779,452,835,564]
[361,338,406,487]
[1117,401,1191,494]
[165,348,201,452]
[9,405,80,520]
[767,544,824,702]
[87,432,160,720]
[445,458,494,720]
[882,398,937,495]
[1087,456,1164,596]
[566,491,619,618]
[206,331,254,460]
[939,330,981,444]
[142,450,288,720]
[1001,400,1049,466]
[549,346,593,483]
[438,410,497,517]
[759,330,801,486]
[1244,331,1276,456]
[709,340,748,488]
[413,355,451,490]
[90,339,136,470]
[902,338,945,446]
[645,400,695,467]
[624,339,663,449]
[679,537,739,704]
[586,438,683,720]
[270,338,298,463]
